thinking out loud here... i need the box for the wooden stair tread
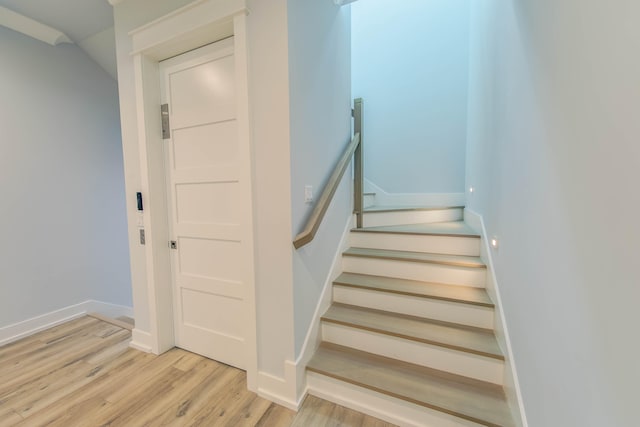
[334,272,494,307]
[352,221,480,238]
[344,247,486,269]
[323,304,503,360]
[364,205,464,213]
[307,343,514,427]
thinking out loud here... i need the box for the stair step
[343,249,487,287]
[344,247,485,269]
[334,273,493,307]
[364,205,464,213]
[322,304,503,360]
[333,273,494,328]
[349,222,481,256]
[307,342,515,427]
[361,206,463,227]
[352,221,480,238]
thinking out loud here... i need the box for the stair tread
[308,342,514,427]
[334,272,494,307]
[323,303,503,360]
[344,247,486,268]
[352,221,480,238]
[364,205,464,213]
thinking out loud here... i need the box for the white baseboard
[364,179,465,207]
[0,299,134,347]
[86,300,134,319]
[130,328,153,353]
[464,209,528,427]
[257,361,304,411]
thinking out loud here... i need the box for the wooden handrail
[293,132,361,249]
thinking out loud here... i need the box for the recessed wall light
[490,236,499,249]
[469,186,474,194]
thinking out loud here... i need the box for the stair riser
[307,372,482,427]
[363,208,463,228]
[342,257,487,287]
[322,323,504,385]
[349,232,480,257]
[332,286,494,329]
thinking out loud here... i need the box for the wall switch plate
[304,185,313,203]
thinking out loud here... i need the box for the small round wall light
[490,236,499,250]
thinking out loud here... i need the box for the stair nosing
[343,247,486,269]
[322,303,504,361]
[307,342,511,427]
[333,275,494,308]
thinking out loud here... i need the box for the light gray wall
[352,0,470,194]
[466,1,640,426]
[0,26,131,327]
[288,0,352,355]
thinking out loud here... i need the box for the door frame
[128,0,258,390]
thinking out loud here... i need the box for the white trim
[257,361,304,411]
[0,6,72,46]
[0,300,133,347]
[128,0,246,59]
[85,300,134,319]
[130,328,153,353]
[364,178,465,207]
[128,0,258,390]
[107,0,128,5]
[293,213,353,401]
[464,209,528,427]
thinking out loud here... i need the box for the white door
[160,38,250,369]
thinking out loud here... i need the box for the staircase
[305,206,515,427]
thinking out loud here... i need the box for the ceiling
[0,0,118,79]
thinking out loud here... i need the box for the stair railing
[293,98,364,249]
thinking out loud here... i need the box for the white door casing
[127,0,258,390]
[160,38,249,369]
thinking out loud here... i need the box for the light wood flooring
[0,316,393,427]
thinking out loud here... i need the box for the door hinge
[170,240,177,250]
[351,108,354,117]
[161,104,170,139]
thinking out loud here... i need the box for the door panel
[172,121,238,170]
[160,38,247,369]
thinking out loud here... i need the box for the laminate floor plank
[254,403,296,427]
[0,409,23,427]
[0,316,392,427]
[0,319,105,377]
[14,349,155,427]
[144,368,241,426]
[100,358,223,427]
[0,329,129,396]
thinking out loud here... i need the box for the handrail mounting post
[353,98,364,228]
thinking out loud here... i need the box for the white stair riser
[363,209,463,228]
[333,286,494,329]
[307,372,482,427]
[342,257,487,287]
[322,323,504,385]
[349,232,480,257]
